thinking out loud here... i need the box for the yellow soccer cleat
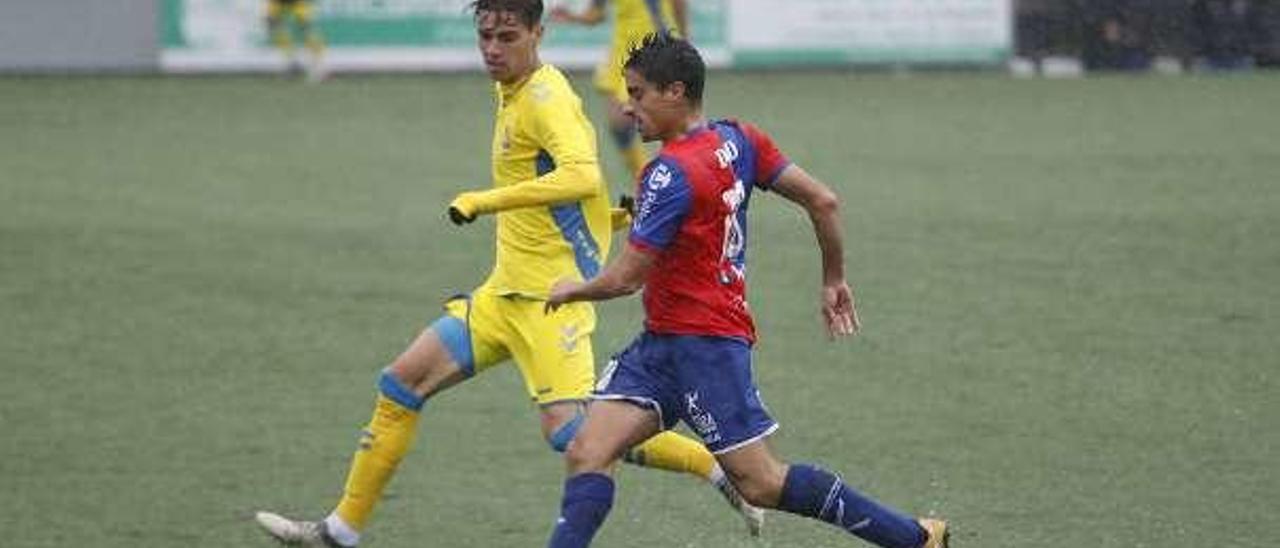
[918,518,949,548]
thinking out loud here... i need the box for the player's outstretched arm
[770,164,860,338]
[447,162,603,224]
[546,242,655,312]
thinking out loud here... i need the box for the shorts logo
[530,82,552,103]
[357,428,375,451]
[685,391,721,444]
[559,324,580,352]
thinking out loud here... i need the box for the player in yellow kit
[252,2,760,546]
[550,0,687,178]
[266,0,327,82]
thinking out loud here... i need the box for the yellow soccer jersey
[594,0,681,100]
[480,64,612,298]
[611,0,679,46]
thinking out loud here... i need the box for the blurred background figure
[1254,1,1280,67]
[1189,0,1266,70]
[550,0,687,180]
[266,0,326,82]
[1081,0,1154,72]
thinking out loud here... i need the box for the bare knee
[541,403,586,453]
[564,433,617,474]
[720,453,790,508]
[733,469,787,508]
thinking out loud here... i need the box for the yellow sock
[625,430,716,480]
[271,25,294,53]
[333,393,421,530]
[621,141,648,179]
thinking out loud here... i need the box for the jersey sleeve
[529,81,597,169]
[740,122,791,188]
[628,158,691,253]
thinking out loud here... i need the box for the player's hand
[548,6,573,23]
[448,193,480,225]
[822,281,860,339]
[545,278,582,314]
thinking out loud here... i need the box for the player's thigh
[394,293,509,396]
[670,336,778,454]
[566,399,661,473]
[505,298,596,405]
[594,333,681,431]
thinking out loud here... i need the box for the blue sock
[778,464,926,548]
[548,473,615,548]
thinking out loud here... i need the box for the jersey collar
[498,63,547,103]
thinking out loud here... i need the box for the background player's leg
[327,325,469,543]
[606,97,647,177]
[256,304,480,547]
[265,1,298,71]
[624,430,713,477]
[625,430,764,534]
[293,2,327,82]
[716,441,929,548]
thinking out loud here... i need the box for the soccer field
[2,71,1277,547]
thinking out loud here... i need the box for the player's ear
[531,22,544,43]
[667,81,687,103]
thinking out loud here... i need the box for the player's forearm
[561,245,651,303]
[568,269,642,303]
[465,163,602,214]
[807,193,846,285]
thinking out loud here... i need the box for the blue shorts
[594,332,779,454]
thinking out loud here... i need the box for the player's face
[475,11,542,84]
[623,68,686,142]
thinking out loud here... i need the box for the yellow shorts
[267,0,313,23]
[435,290,596,405]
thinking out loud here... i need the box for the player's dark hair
[469,0,543,29]
[624,32,705,105]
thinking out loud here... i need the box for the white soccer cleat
[918,518,950,548]
[712,475,765,537]
[254,511,346,547]
[305,56,329,84]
